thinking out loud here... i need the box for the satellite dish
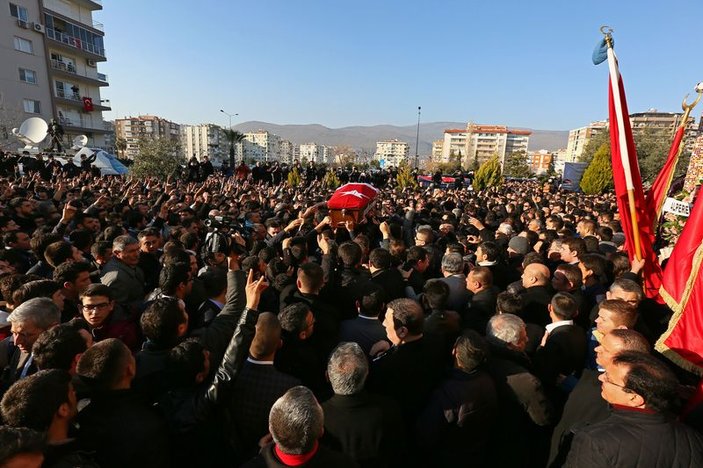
[71,135,88,150]
[12,117,48,150]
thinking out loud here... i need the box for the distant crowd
[0,151,701,468]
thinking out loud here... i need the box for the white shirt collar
[209,299,224,310]
[546,320,573,334]
[247,357,274,365]
[477,260,497,266]
[358,314,378,320]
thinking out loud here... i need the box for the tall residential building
[440,130,469,162]
[241,130,281,162]
[431,139,444,162]
[463,124,531,167]
[374,139,409,167]
[181,124,226,164]
[115,115,180,159]
[299,142,331,164]
[630,110,698,152]
[528,150,554,175]
[279,139,296,164]
[564,120,608,163]
[1,0,110,149]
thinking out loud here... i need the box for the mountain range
[232,121,569,154]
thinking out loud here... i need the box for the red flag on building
[82,96,94,112]
[597,34,662,298]
[645,124,685,231]
[656,193,703,374]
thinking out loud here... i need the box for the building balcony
[46,27,106,59]
[59,116,110,134]
[54,89,111,111]
[49,59,109,86]
[72,0,103,11]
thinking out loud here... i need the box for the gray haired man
[1,298,60,393]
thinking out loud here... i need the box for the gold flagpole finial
[600,26,614,47]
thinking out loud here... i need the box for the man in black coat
[367,298,445,429]
[339,282,388,356]
[475,241,513,291]
[485,313,554,468]
[322,342,405,467]
[519,263,555,328]
[463,266,498,332]
[76,338,171,468]
[416,330,498,467]
[549,329,650,467]
[369,248,405,302]
[564,351,703,467]
[533,292,587,409]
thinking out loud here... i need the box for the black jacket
[462,286,498,333]
[244,442,357,468]
[322,391,406,468]
[564,407,703,468]
[370,268,405,302]
[519,285,555,328]
[155,306,259,468]
[533,324,587,393]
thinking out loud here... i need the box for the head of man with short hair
[594,329,650,370]
[53,261,92,302]
[453,330,489,373]
[279,303,314,341]
[338,242,363,268]
[606,278,644,307]
[476,241,499,264]
[559,237,585,264]
[441,252,464,277]
[91,241,113,267]
[44,241,83,268]
[296,263,324,295]
[368,248,392,273]
[415,227,434,247]
[0,369,76,440]
[13,280,63,312]
[599,351,679,414]
[76,338,135,392]
[466,266,493,294]
[595,299,638,335]
[137,228,161,255]
[382,298,424,345]
[250,312,283,361]
[551,264,583,292]
[486,313,528,352]
[406,246,429,273]
[496,292,523,315]
[140,297,189,349]
[32,324,87,374]
[112,235,140,268]
[166,338,210,387]
[356,282,385,319]
[422,279,450,311]
[549,292,578,322]
[521,263,551,289]
[0,426,45,468]
[268,386,324,455]
[8,297,61,353]
[79,284,116,330]
[327,342,368,396]
[159,262,192,299]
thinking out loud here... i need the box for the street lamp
[415,106,421,169]
[220,109,238,168]
[220,109,238,129]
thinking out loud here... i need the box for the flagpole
[604,34,643,260]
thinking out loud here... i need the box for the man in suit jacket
[533,293,587,408]
[339,282,388,356]
[463,266,498,332]
[100,235,145,310]
[369,248,405,302]
[322,342,405,467]
[231,312,300,461]
[1,298,60,395]
[438,252,471,312]
[475,241,514,291]
[519,263,555,328]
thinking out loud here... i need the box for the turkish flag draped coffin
[327,183,379,225]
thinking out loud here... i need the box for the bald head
[249,312,282,360]
[522,263,550,289]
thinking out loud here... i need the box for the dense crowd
[0,152,701,468]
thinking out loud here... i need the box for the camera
[203,215,239,230]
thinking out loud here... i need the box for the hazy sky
[97,0,703,130]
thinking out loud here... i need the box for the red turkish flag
[82,97,94,112]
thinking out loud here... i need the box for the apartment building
[1,0,110,149]
[181,124,226,164]
[115,115,180,159]
[374,139,409,167]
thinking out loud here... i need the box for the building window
[23,99,41,114]
[19,68,37,84]
[9,3,28,22]
[13,36,33,54]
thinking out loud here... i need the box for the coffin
[327,183,379,226]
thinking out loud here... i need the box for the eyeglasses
[602,372,630,391]
[80,302,110,312]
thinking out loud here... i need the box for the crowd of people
[0,152,701,467]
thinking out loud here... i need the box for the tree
[579,130,610,164]
[130,138,182,179]
[473,156,503,191]
[223,129,245,167]
[287,166,302,187]
[634,127,675,183]
[503,151,533,178]
[115,138,127,159]
[322,170,341,190]
[333,145,357,166]
[396,161,418,190]
[580,143,613,194]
